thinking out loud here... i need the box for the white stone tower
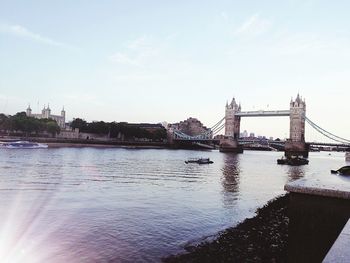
[225,98,241,139]
[289,94,306,142]
[41,105,50,119]
[26,104,32,116]
[61,106,66,128]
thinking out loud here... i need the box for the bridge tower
[224,98,241,139]
[286,94,309,157]
[220,98,243,152]
[289,94,305,142]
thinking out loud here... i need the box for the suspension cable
[305,117,350,145]
[305,117,350,144]
[210,116,225,130]
[212,123,225,135]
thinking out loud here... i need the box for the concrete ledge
[323,219,350,263]
[285,176,350,262]
[285,177,350,200]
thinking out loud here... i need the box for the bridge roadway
[239,139,349,148]
[308,142,350,148]
[236,110,290,117]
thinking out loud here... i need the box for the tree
[87,121,109,134]
[46,121,60,136]
[1,112,61,137]
[70,118,87,132]
[0,114,10,131]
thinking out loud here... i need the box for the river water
[0,148,347,263]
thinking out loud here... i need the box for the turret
[61,106,66,128]
[290,93,306,108]
[41,104,51,119]
[26,104,32,116]
[42,105,46,117]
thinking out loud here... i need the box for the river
[0,148,347,262]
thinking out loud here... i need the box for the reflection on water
[221,153,240,193]
[286,166,305,181]
[0,148,346,262]
[220,154,240,208]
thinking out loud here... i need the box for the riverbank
[0,136,170,149]
[0,136,221,150]
[45,142,167,149]
[164,194,289,262]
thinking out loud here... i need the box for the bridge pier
[285,141,310,158]
[219,137,243,153]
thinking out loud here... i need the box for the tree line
[0,112,60,136]
[0,112,167,141]
[70,118,167,141]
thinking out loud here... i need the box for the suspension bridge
[169,94,350,154]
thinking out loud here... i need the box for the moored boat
[277,156,287,164]
[331,166,350,176]
[277,155,309,166]
[0,141,48,149]
[185,158,213,164]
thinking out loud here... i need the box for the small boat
[0,141,48,149]
[331,166,350,176]
[277,156,287,164]
[277,155,309,166]
[185,158,213,164]
[288,156,309,166]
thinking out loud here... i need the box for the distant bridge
[170,95,350,152]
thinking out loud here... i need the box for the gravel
[163,194,289,263]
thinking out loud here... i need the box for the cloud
[110,52,141,66]
[235,14,272,36]
[273,33,348,56]
[110,36,159,66]
[0,23,74,49]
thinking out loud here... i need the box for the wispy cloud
[110,52,141,66]
[110,36,159,66]
[234,14,272,36]
[273,33,349,56]
[0,23,74,49]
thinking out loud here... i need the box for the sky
[0,0,349,142]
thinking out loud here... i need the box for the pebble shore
[164,194,289,263]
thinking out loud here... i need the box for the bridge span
[236,110,290,117]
